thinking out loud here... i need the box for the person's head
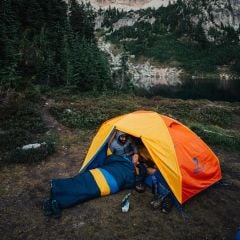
[118,133,128,144]
[116,131,128,145]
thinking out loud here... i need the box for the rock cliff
[180,0,240,42]
[81,0,173,10]
[85,0,240,89]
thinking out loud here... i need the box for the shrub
[9,142,55,164]
[190,123,240,151]
[0,93,55,165]
[191,107,233,127]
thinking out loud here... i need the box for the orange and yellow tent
[80,111,222,204]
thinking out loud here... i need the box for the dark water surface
[148,78,240,101]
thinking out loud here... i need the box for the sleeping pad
[51,155,136,208]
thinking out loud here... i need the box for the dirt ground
[0,99,240,240]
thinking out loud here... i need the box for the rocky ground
[0,93,239,240]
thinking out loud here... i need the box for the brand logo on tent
[192,157,205,174]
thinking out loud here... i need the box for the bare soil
[0,98,239,240]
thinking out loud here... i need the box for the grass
[47,90,240,151]
[0,92,56,165]
[154,101,233,127]
[1,89,239,166]
[190,123,240,151]
[190,107,233,127]
[49,92,139,129]
[0,90,240,240]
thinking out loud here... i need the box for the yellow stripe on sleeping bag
[89,169,110,196]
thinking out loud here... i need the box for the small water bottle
[121,193,131,213]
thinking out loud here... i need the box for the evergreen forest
[0,0,112,91]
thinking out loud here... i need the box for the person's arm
[108,130,117,147]
[108,130,117,149]
[130,137,139,165]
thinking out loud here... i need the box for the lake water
[148,78,240,102]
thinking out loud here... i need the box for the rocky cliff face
[181,0,240,42]
[81,0,173,10]
[98,37,182,89]
[85,0,240,33]
[90,0,240,89]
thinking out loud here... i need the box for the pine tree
[0,0,21,89]
[62,18,75,86]
[68,0,95,41]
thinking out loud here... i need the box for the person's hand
[147,167,157,175]
[132,153,139,166]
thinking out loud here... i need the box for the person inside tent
[108,130,139,164]
[42,130,144,218]
[108,130,147,193]
[42,130,172,218]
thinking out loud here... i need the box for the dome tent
[80,110,222,204]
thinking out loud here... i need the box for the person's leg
[150,174,173,213]
[50,171,100,208]
[43,155,136,217]
[135,163,147,193]
[43,171,102,218]
[152,175,169,196]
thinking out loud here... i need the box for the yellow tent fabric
[80,111,182,203]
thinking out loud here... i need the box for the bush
[50,107,115,129]
[49,93,137,129]
[191,107,233,127]
[24,85,42,102]
[9,142,55,164]
[0,129,33,151]
[190,123,240,151]
[0,93,55,165]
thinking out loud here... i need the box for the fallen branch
[203,129,235,138]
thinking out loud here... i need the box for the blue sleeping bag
[51,155,136,208]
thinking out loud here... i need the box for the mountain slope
[91,0,240,95]
[81,0,173,10]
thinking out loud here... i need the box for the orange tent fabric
[80,111,222,204]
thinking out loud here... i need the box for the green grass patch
[49,93,138,129]
[190,107,233,127]
[24,90,240,154]
[190,123,240,151]
[155,102,233,128]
